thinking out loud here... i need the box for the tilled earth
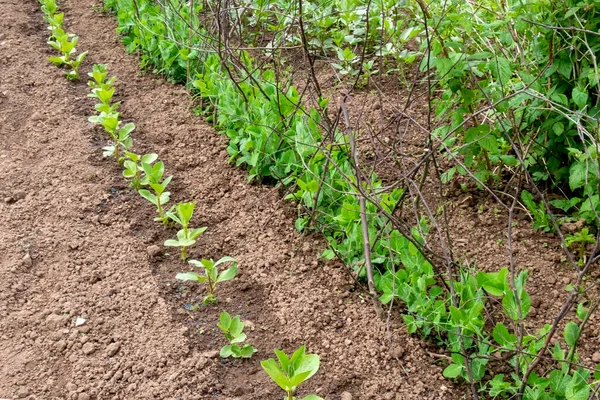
[0,0,459,399]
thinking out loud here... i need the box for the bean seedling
[261,345,323,400]
[138,161,172,225]
[217,311,257,359]
[47,29,88,80]
[122,152,158,190]
[175,256,238,304]
[88,112,134,161]
[164,202,207,260]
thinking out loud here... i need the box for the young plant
[217,311,257,359]
[261,345,323,400]
[39,0,58,16]
[164,202,207,260]
[122,152,158,190]
[47,30,88,80]
[138,161,172,224]
[565,228,596,266]
[88,64,115,89]
[88,112,134,162]
[175,256,238,304]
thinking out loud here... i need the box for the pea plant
[138,161,173,225]
[164,202,207,260]
[175,256,238,304]
[261,346,323,400]
[217,312,257,359]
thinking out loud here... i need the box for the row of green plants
[40,0,87,80]
[38,1,326,397]
[88,63,324,399]
[100,0,600,398]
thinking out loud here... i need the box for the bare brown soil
[2,1,598,400]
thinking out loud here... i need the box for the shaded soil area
[0,1,461,399]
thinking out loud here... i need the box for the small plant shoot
[138,161,172,224]
[175,256,238,304]
[217,312,257,359]
[122,152,158,190]
[164,202,207,260]
[261,345,323,400]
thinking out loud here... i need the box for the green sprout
[217,312,257,359]
[122,152,158,190]
[261,346,323,400]
[88,112,133,162]
[39,0,58,16]
[47,30,87,80]
[138,161,172,224]
[175,256,238,304]
[164,202,207,260]
[565,228,596,266]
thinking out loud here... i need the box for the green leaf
[219,312,232,330]
[275,349,290,372]
[229,316,244,337]
[569,162,587,191]
[572,87,588,109]
[220,345,233,358]
[301,396,325,400]
[564,321,580,347]
[175,272,206,282]
[289,370,312,388]
[261,359,291,390]
[489,56,512,84]
[217,264,238,283]
[239,344,257,358]
[139,189,157,205]
[493,323,517,347]
[443,363,463,378]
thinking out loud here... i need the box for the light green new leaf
[301,396,324,400]
[443,363,463,378]
[175,272,207,283]
[261,359,291,390]
[139,189,157,205]
[217,264,238,283]
[564,322,580,347]
[220,345,233,358]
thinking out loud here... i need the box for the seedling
[261,346,323,400]
[39,0,58,16]
[138,161,172,224]
[217,312,257,359]
[88,64,115,88]
[47,30,88,80]
[565,228,596,266]
[175,256,238,304]
[122,152,158,189]
[88,112,134,161]
[164,202,207,260]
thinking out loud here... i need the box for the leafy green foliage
[164,202,207,260]
[138,161,172,224]
[261,346,323,400]
[175,256,238,304]
[105,0,600,397]
[565,228,596,266]
[217,312,257,358]
[122,152,158,189]
[40,1,88,80]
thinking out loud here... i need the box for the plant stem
[181,246,187,261]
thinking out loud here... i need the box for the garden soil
[1,1,597,400]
